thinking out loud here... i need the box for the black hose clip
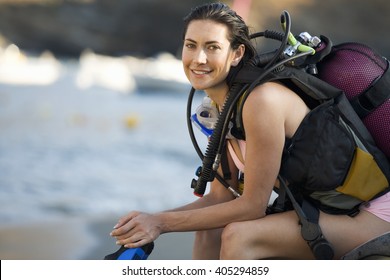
[301,221,334,260]
[191,166,208,197]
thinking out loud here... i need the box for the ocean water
[0,71,208,226]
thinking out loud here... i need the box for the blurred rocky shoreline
[0,0,389,58]
[0,0,209,57]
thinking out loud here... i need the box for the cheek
[181,55,191,79]
[215,57,232,75]
[181,52,191,68]
[181,46,192,61]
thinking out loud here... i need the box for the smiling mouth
[191,69,212,75]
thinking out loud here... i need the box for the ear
[231,44,245,66]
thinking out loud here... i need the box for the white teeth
[193,70,210,75]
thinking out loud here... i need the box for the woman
[110,3,390,259]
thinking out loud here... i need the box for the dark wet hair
[183,2,256,62]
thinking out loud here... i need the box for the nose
[194,48,207,64]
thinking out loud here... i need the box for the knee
[194,229,221,246]
[220,222,246,259]
[193,229,223,259]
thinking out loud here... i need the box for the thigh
[225,208,390,259]
[229,211,315,259]
[192,228,224,260]
[319,209,390,258]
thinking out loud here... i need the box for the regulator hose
[186,87,242,198]
[192,81,247,196]
[186,87,203,160]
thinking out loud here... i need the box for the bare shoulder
[242,82,309,138]
[243,82,297,116]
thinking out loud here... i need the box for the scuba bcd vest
[188,11,390,210]
[231,47,390,214]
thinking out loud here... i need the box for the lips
[191,69,212,75]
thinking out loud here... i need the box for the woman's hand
[110,211,162,248]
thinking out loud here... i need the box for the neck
[205,83,229,109]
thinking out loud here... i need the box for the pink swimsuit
[227,140,390,223]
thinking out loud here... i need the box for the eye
[208,45,221,51]
[185,43,196,49]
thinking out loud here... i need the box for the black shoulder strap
[233,65,270,84]
[277,176,335,259]
[350,59,390,118]
[230,65,340,140]
[221,141,232,180]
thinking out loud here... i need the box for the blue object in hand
[104,242,154,260]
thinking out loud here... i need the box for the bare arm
[110,144,241,248]
[111,82,308,248]
[168,146,240,212]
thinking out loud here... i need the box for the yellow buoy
[123,114,139,129]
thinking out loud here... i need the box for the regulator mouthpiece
[191,96,219,138]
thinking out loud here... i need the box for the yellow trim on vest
[238,180,244,195]
[336,148,389,201]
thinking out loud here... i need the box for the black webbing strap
[302,199,320,224]
[350,60,390,119]
[233,65,268,84]
[221,141,232,181]
[272,183,288,213]
[277,175,334,259]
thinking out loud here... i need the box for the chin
[192,86,206,91]
[190,83,208,91]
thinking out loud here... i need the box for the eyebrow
[184,38,221,45]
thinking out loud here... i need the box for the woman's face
[182,19,242,93]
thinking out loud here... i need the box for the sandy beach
[0,215,194,260]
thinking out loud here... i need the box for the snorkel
[187,11,316,197]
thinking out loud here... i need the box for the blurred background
[0,0,389,57]
[0,0,389,259]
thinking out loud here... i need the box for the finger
[122,233,152,249]
[124,239,147,249]
[111,213,141,237]
[113,211,139,229]
[111,222,135,237]
[112,224,139,241]
[117,232,145,247]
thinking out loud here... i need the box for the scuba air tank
[316,43,390,158]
